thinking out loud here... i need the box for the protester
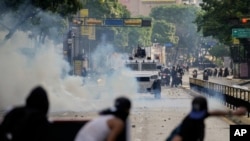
[81,67,87,77]
[0,86,50,141]
[223,67,229,77]
[213,68,218,77]
[74,96,132,141]
[192,69,198,78]
[166,96,247,141]
[203,69,209,81]
[218,68,223,77]
[171,66,177,87]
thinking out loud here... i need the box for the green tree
[208,44,230,61]
[195,0,250,45]
[82,0,131,52]
[84,0,130,18]
[150,5,200,60]
[0,0,83,42]
[122,25,152,53]
[151,20,176,45]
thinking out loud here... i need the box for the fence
[189,78,250,117]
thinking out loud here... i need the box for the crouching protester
[0,86,50,141]
[74,96,132,141]
[166,96,247,141]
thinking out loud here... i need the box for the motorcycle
[160,72,170,86]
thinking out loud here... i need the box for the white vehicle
[124,47,162,98]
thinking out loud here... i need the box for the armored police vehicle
[124,47,162,98]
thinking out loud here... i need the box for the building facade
[118,0,201,16]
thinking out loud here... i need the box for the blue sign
[165,42,173,47]
[104,19,123,26]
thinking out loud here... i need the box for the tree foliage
[0,0,83,42]
[151,20,176,44]
[84,0,130,18]
[150,5,200,50]
[195,0,250,45]
[208,45,230,60]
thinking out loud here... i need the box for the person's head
[26,86,49,115]
[114,96,131,113]
[189,96,208,119]
[100,96,131,121]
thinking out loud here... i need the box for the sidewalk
[188,68,250,89]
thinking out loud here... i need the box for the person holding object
[166,96,247,141]
[74,96,131,141]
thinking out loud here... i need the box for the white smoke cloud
[0,30,138,114]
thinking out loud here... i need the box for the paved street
[48,71,248,141]
[1,70,249,141]
[128,72,234,141]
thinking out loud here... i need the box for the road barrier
[189,78,250,117]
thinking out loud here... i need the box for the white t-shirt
[74,115,114,141]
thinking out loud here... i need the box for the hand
[233,107,247,116]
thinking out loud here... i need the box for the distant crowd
[159,65,186,88]
[192,67,231,81]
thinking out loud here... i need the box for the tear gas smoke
[0,31,138,114]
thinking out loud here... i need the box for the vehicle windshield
[141,63,157,71]
[126,63,139,71]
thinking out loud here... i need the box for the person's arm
[171,135,182,141]
[209,106,247,116]
[107,118,124,141]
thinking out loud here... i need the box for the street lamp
[67,30,75,75]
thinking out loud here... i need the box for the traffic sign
[86,18,103,26]
[104,19,123,26]
[141,20,151,27]
[79,17,151,27]
[124,19,141,26]
[233,38,240,45]
[165,42,173,47]
[232,28,250,38]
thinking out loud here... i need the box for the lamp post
[67,30,75,75]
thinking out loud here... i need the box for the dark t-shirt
[166,112,210,141]
[0,107,49,141]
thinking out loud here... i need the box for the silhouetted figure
[152,78,161,99]
[163,68,171,86]
[176,67,183,86]
[218,68,223,77]
[171,66,177,87]
[166,96,247,141]
[193,69,198,78]
[75,96,132,141]
[0,86,50,141]
[223,67,229,77]
[186,65,189,72]
[81,67,87,77]
[203,70,209,81]
[213,68,217,77]
[192,69,198,78]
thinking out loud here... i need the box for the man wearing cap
[75,96,131,141]
[166,96,247,141]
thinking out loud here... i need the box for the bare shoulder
[107,117,124,128]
